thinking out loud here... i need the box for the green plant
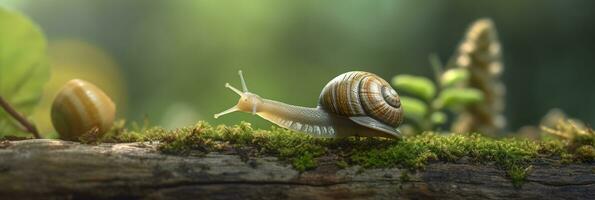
[448,18,506,136]
[392,55,483,132]
[542,119,595,162]
[392,19,506,135]
[0,7,50,138]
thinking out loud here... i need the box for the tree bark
[0,139,593,200]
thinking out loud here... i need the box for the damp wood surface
[0,139,593,200]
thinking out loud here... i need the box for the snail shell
[51,79,116,140]
[319,71,403,129]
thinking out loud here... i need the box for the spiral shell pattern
[318,71,403,127]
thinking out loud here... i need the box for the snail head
[214,70,263,119]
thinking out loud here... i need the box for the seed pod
[51,79,115,141]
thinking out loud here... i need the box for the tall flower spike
[449,18,506,136]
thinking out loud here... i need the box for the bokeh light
[33,39,126,137]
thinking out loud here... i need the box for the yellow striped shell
[51,79,116,140]
[319,71,403,128]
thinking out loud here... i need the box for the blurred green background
[1,0,594,134]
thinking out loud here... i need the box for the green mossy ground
[81,120,595,187]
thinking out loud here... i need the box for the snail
[214,71,403,138]
[51,79,116,141]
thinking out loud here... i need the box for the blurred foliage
[0,1,593,133]
[448,19,506,136]
[392,75,436,101]
[0,7,49,136]
[392,64,483,133]
[541,119,594,163]
[435,88,483,109]
[394,18,508,135]
[542,120,594,150]
[440,69,469,87]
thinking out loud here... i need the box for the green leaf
[431,112,447,125]
[433,88,483,109]
[392,75,436,101]
[0,7,50,136]
[440,69,469,87]
[400,96,428,122]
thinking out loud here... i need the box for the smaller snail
[215,71,403,138]
[51,79,116,141]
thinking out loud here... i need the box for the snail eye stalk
[239,70,249,93]
[225,83,243,96]
[214,106,239,119]
[214,70,250,119]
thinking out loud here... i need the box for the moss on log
[0,139,593,200]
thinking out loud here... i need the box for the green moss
[508,165,532,187]
[100,121,591,186]
[575,145,595,162]
[293,153,317,172]
[349,133,548,186]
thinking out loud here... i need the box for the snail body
[51,79,116,140]
[215,71,403,138]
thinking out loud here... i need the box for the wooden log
[0,139,593,199]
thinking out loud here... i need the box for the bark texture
[0,139,593,200]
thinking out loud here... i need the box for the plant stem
[429,53,444,86]
[0,96,41,138]
[424,53,445,131]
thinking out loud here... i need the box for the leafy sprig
[392,55,483,132]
